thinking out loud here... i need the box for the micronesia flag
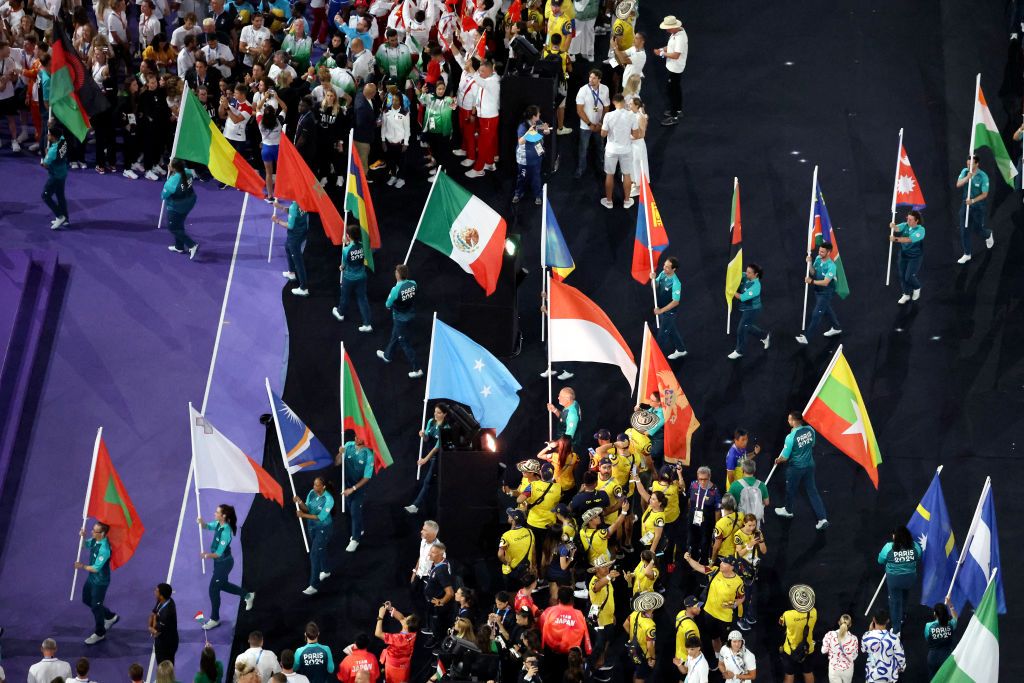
[952,481,1005,614]
[906,472,959,607]
[269,386,334,474]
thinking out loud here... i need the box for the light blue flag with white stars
[428,319,523,434]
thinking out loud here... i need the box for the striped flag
[544,196,575,281]
[267,382,334,474]
[341,349,393,471]
[810,180,849,299]
[630,174,669,284]
[932,568,1000,683]
[345,137,381,271]
[724,178,743,315]
[972,80,1018,187]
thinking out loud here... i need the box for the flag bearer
[336,434,375,552]
[795,242,841,345]
[41,125,70,229]
[887,210,925,304]
[377,264,423,379]
[295,476,336,595]
[651,257,687,359]
[954,155,991,264]
[75,522,120,644]
[197,504,255,630]
[162,159,200,259]
[772,412,829,531]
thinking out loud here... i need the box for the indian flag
[173,87,265,197]
[413,171,506,295]
[972,80,1018,188]
[802,345,882,488]
[932,568,1000,683]
[725,177,743,315]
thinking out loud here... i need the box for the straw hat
[582,507,604,524]
[517,459,541,474]
[659,15,682,30]
[632,591,664,613]
[789,584,816,613]
[614,0,635,20]
[587,556,615,572]
[630,409,658,433]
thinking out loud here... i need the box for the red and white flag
[549,279,636,390]
[894,144,926,209]
[190,404,284,505]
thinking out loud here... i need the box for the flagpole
[764,462,778,486]
[541,183,547,343]
[964,74,980,229]
[188,402,207,575]
[644,176,660,329]
[636,322,650,401]
[546,271,553,441]
[158,82,190,230]
[727,176,737,335]
[339,342,346,513]
[801,344,844,416]
[265,378,310,552]
[416,313,439,480]
[70,427,103,600]
[404,169,442,265]
[945,475,991,601]
[885,129,904,286]
[801,165,819,331]
[342,129,354,229]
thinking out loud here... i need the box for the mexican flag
[725,177,743,314]
[972,81,1018,188]
[341,346,393,472]
[413,171,506,295]
[931,568,1000,683]
[802,345,882,488]
[85,433,144,569]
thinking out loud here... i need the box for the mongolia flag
[342,348,393,472]
[85,431,144,569]
[549,278,637,391]
[544,196,575,281]
[276,135,345,246]
[631,174,669,285]
[265,379,334,475]
[724,177,743,314]
[809,179,849,299]
[637,323,699,465]
[345,139,381,271]
[906,471,958,607]
[190,403,284,505]
[894,145,926,209]
[801,345,881,488]
[951,479,1005,614]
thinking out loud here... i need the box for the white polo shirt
[575,82,610,129]
[601,106,637,155]
[666,29,688,73]
[239,25,271,66]
[622,46,646,83]
[472,72,500,118]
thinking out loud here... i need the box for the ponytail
[219,504,238,535]
[837,613,852,639]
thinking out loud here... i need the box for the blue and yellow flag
[544,197,575,281]
[906,472,959,607]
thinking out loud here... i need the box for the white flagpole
[404,169,442,264]
[342,129,354,228]
[158,83,190,230]
[886,129,904,286]
[416,313,439,480]
[644,175,660,329]
[945,475,991,601]
[265,378,310,552]
[188,402,206,575]
[964,74,980,229]
[801,344,845,416]
[70,427,103,600]
[727,176,737,335]
[268,205,277,263]
[636,322,650,401]
[763,462,778,486]
[547,271,553,441]
[800,165,819,330]
[541,183,547,343]
[340,342,346,513]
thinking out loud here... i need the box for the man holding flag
[652,257,686,359]
[795,242,841,345]
[955,155,992,264]
[887,210,925,304]
[75,523,119,644]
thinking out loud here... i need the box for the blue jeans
[655,310,686,354]
[209,554,245,621]
[309,524,332,588]
[805,289,840,336]
[784,464,827,521]
[167,210,197,250]
[338,276,371,325]
[42,176,68,220]
[412,455,437,509]
[348,489,366,540]
[286,228,308,288]
[576,127,604,175]
[897,252,922,295]
[82,580,115,635]
[735,308,767,353]
[384,317,418,369]
[514,162,542,200]
[958,204,989,255]
[886,571,915,634]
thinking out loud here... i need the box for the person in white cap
[718,630,756,682]
[653,16,687,126]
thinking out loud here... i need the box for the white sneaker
[104,614,120,630]
[51,216,67,230]
[332,308,344,321]
[358,325,372,332]
[774,507,794,518]
[630,187,640,197]
[912,289,920,301]
[815,519,830,531]
[897,294,911,305]
[557,371,574,380]
[794,334,808,345]
[823,328,842,337]
[132,162,145,173]
[600,198,614,209]
[11,140,21,153]
[957,254,971,264]
[395,178,406,188]
[168,245,185,253]
[667,350,687,359]
[465,169,485,178]
[153,164,166,175]
[539,368,555,377]
[387,176,398,186]
[244,592,255,610]
[461,158,475,167]
[202,619,220,630]
[291,287,309,297]
[145,170,159,181]
[302,586,318,595]
[762,333,771,350]
[985,234,994,249]
[557,127,572,136]
[408,369,424,378]
[622,198,635,209]
[727,351,742,359]
[29,142,40,152]
[189,244,199,260]
[376,350,391,363]
[123,169,139,179]
[573,589,589,599]
[404,504,419,514]
[453,148,467,157]
[346,538,360,552]
[282,271,296,280]
[575,581,586,589]
[84,633,105,645]
[319,571,331,580]
[16,130,28,142]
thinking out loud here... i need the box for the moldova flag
[345,139,381,271]
[724,177,743,314]
[85,432,144,569]
[810,180,849,299]
[631,174,669,284]
[543,195,574,281]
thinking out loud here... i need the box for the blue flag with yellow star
[427,319,522,434]
[906,472,959,607]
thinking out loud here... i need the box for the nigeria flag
[932,569,1000,682]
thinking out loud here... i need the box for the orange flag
[275,135,345,245]
[637,322,700,465]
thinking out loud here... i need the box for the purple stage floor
[0,154,289,683]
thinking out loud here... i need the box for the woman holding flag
[161,159,200,259]
[197,504,254,630]
[294,476,335,596]
[728,263,768,360]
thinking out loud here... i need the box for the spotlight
[483,433,497,452]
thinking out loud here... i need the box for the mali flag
[631,174,669,284]
[725,177,743,314]
[277,135,345,246]
[802,345,881,487]
[809,180,849,299]
[174,88,265,196]
[341,347,393,472]
[86,434,144,569]
[345,141,380,271]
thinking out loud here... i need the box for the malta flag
[414,171,506,295]
[85,431,144,569]
[549,278,636,391]
[724,177,743,314]
[802,345,881,488]
[637,323,699,465]
[631,174,669,284]
[276,135,345,246]
[190,403,284,505]
[972,79,1018,187]
[894,144,926,209]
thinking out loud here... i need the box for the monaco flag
[894,145,926,209]
[637,323,700,465]
[190,404,284,505]
[549,278,636,391]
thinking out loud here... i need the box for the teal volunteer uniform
[342,440,375,543]
[204,521,250,622]
[893,220,925,298]
[305,488,335,589]
[957,166,991,257]
[803,254,840,337]
[777,422,827,523]
[82,535,118,640]
[655,270,686,355]
[336,235,371,326]
[877,539,921,634]
[161,168,198,254]
[381,276,420,372]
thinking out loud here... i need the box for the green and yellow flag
[725,178,744,317]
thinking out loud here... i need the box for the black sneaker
[661,115,680,127]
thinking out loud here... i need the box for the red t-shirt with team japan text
[337,648,380,683]
[539,604,592,654]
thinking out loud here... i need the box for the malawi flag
[631,174,669,284]
[341,348,393,472]
[174,88,264,196]
[86,433,144,569]
[802,345,882,488]
[277,135,345,246]
[810,180,849,299]
[724,177,743,314]
[894,144,926,209]
[637,323,699,465]
[50,22,108,141]
[972,81,1018,187]
[414,171,506,295]
[345,139,380,271]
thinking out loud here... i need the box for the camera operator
[732,514,766,632]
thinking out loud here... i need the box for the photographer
[518,653,542,683]
[732,514,766,632]
[373,603,418,683]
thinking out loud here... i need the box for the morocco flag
[341,345,393,472]
[724,177,743,314]
[413,171,506,295]
[972,80,1018,187]
[85,431,144,569]
[802,345,882,488]
[809,179,849,299]
[894,144,926,209]
[276,135,345,245]
[637,323,699,465]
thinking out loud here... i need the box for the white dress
[629,110,648,194]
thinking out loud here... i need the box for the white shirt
[202,43,234,78]
[139,14,162,48]
[601,107,637,154]
[415,537,440,577]
[665,29,688,73]
[575,82,609,128]
[223,100,253,141]
[33,0,59,31]
[239,25,271,66]
[622,46,646,82]
[269,63,298,83]
[682,653,709,683]
[29,658,73,683]
[328,66,355,96]
[381,107,410,145]
[177,49,196,78]
[261,120,282,145]
[284,672,310,683]
[105,8,129,44]
[170,24,202,50]
[351,50,374,84]
[472,72,500,118]
[91,61,109,86]
[235,647,281,683]
[0,54,19,99]
[717,647,755,683]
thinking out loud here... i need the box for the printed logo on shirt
[795,431,814,448]
[891,549,916,563]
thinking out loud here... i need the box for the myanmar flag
[341,348,393,472]
[174,87,265,197]
[86,433,144,569]
[810,180,849,299]
[345,140,380,271]
[50,22,108,141]
[277,135,345,245]
[414,171,506,295]
[802,345,882,488]
[972,80,1018,187]
[637,323,700,465]
[725,177,743,315]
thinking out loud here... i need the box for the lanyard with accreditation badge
[692,484,709,526]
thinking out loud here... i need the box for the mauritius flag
[341,346,393,472]
[543,194,575,281]
[809,180,849,299]
[802,345,881,487]
[85,431,144,569]
[345,135,381,271]
[724,177,743,314]
[631,174,669,284]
